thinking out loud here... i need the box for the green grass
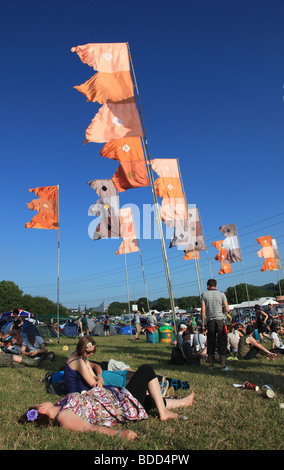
[0,334,283,451]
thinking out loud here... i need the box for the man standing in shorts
[133,310,142,340]
[201,279,231,371]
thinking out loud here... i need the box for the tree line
[107,281,284,315]
[0,279,282,319]
[0,280,68,318]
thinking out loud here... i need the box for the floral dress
[55,386,147,427]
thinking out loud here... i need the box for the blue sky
[1,1,284,310]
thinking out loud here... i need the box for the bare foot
[164,391,195,414]
[159,409,179,421]
[181,391,195,407]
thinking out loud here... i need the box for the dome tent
[90,322,118,336]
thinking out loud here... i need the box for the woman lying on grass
[19,364,194,441]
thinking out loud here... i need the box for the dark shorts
[207,319,227,356]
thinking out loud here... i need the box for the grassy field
[0,333,283,451]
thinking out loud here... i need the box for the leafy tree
[137,297,149,312]
[21,294,68,317]
[107,302,128,316]
[0,280,23,312]
[156,297,171,311]
[225,283,277,304]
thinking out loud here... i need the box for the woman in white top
[270,324,284,354]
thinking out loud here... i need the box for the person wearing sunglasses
[64,336,129,393]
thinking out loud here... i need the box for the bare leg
[165,392,194,410]
[148,377,194,421]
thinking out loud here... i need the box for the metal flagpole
[198,209,213,278]
[231,269,239,312]
[176,158,203,298]
[127,43,178,335]
[137,240,150,312]
[235,224,251,320]
[123,242,133,342]
[276,270,283,301]
[130,208,150,311]
[117,201,133,340]
[56,185,60,343]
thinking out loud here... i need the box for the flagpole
[231,269,239,309]
[57,185,60,343]
[130,207,150,312]
[198,209,213,278]
[235,224,251,319]
[123,241,133,342]
[176,158,203,298]
[276,269,283,301]
[136,238,150,312]
[127,43,178,336]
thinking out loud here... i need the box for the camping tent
[91,322,118,336]
[37,323,58,339]
[0,319,39,337]
[60,321,78,337]
[237,297,279,308]
[0,309,37,323]
[118,325,135,335]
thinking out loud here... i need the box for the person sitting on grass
[20,330,55,362]
[19,364,195,441]
[64,335,133,393]
[0,336,42,368]
[237,324,279,360]
[269,323,284,354]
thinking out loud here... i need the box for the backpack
[43,371,68,396]
[170,346,185,365]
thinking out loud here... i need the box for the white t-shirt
[271,332,283,348]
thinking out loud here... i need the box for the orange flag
[101,136,144,161]
[256,235,277,271]
[212,240,232,274]
[116,208,139,255]
[25,186,58,230]
[71,42,130,72]
[155,177,183,198]
[84,101,143,143]
[112,161,150,192]
[151,159,180,178]
[74,71,134,104]
[219,263,232,274]
[183,250,200,261]
[116,238,139,255]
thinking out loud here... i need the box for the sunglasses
[85,348,95,355]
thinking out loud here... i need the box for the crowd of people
[1,288,283,441]
[177,281,283,369]
[0,309,55,368]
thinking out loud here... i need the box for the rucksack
[170,346,185,365]
[43,371,68,396]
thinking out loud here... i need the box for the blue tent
[119,325,135,335]
[0,319,39,336]
[60,321,78,337]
